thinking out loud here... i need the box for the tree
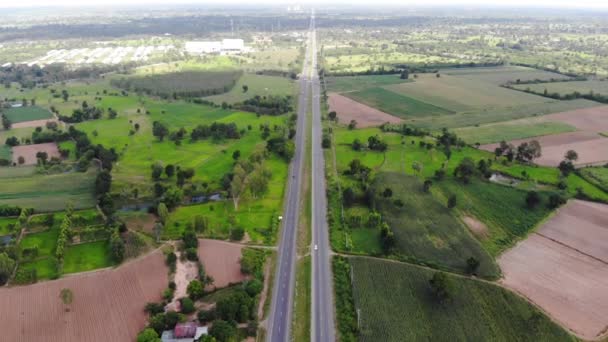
[187,279,205,300]
[110,231,125,262]
[194,215,208,233]
[565,150,578,162]
[232,150,241,161]
[60,288,74,305]
[17,156,25,165]
[152,121,169,141]
[429,272,453,303]
[137,328,161,342]
[165,164,175,178]
[209,320,237,342]
[328,111,337,121]
[162,186,183,210]
[342,187,356,206]
[382,187,393,198]
[180,297,195,314]
[447,194,457,209]
[453,157,476,183]
[2,114,12,130]
[242,85,248,93]
[516,140,542,163]
[249,165,271,199]
[412,161,422,175]
[466,257,480,275]
[348,120,357,130]
[157,202,169,224]
[230,227,245,241]
[230,163,247,210]
[525,191,541,209]
[558,160,575,176]
[0,253,15,285]
[153,222,163,242]
[400,69,409,79]
[423,179,432,193]
[95,170,112,196]
[4,136,19,146]
[151,162,163,180]
[548,193,566,209]
[352,138,363,151]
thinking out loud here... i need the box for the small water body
[489,173,520,186]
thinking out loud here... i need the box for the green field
[372,173,498,278]
[63,240,114,274]
[434,180,553,256]
[441,66,570,85]
[580,166,608,191]
[0,169,97,212]
[16,257,59,281]
[0,217,17,235]
[345,257,575,342]
[2,106,53,123]
[204,73,295,105]
[326,74,411,93]
[513,80,608,95]
[453,120,576,145]
[344,87,453,118]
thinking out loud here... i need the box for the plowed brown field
[11,142,61,165]
[542,105,608,132]
[498,200,608,340]
[0,250,167,342]
[198,239,247,290]
[328,93,402,127]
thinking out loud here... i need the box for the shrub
[180,297,195,314]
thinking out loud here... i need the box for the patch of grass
[580,166,608,191]
[62,240,114,274]
[0,217,17,235]
[333,256,357,342]
[19,227,59,257]
[17,257,58,281]
[293,256,311,342]
[0,145,10,160]
[372,172,498,278]
[454,121,576,145]
[204,73,295,105]
[512,80,608,95]
[441,66,570,85]
[326,74,411,93]
[2,106,53,123]
[344,87,453,119]
[434,179,553,256]
[348,257,576,342]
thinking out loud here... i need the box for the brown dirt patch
[198,239,247,291]
[542,105,608,133]
[11,142,61,165]
[124,213,157,234]
[328,93,402,127]
[11,119,59,129]
[480,131,608,167]
[462,215,489,240]
[498,200,608,340]
[0,249,168,342]
[166,249,198,312]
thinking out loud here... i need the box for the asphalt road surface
[265,18,311,342]
[310,13,336,342]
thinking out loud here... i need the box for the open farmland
[441,66,571,85]
[328,93,402,127]
[204,73,295,105]
[343,87,453,119]
[197,239,247,290]
[513,80,608,96]
[343,256,575,342]
[372,173,498,278]
[0,168,96,212]
[326,74,410,93]
[0,250,168,342]
[580,167,608,191]
[11,142,61,165]
[540,105,608,132]
[454,119,576,145]
[2,106,54,123]
[498,200,608,340]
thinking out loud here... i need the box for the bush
[185,247,198,261]
[187,279,205,300]
[209,320,237,342]
[180,297,195,314]
[198,308,217,324]
[230,227,245,241]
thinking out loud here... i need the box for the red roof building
[174,323,197,338]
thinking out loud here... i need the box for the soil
[0,250,168,342]
[498,200,608,340]
[11,142,61,165]
[11,119,59,129]
[328,93,402,128]
[197,239,247,291]
[542,105,608,133]
[166,250,198,312]
[462,215,489,240]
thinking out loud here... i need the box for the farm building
[184,39,247,55]
[161,323,208,342]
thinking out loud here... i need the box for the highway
[310,13,336,342]
[265,16,311,342]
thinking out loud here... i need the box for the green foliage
[180,297,195,314]
[109,231,125,262]
[333,257,357,342]
[240,248,268,279]
[137,328,161,342]
[0,252,16,285]
[187,279,205,300]
[209,320,237,342]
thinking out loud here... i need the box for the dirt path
[257,260,271,320]
[166,249,198,312]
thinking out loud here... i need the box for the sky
[1,0,608,9]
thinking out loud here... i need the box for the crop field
[343,87,453,119]
[0,250,168,342]
[372,173,498,278]
[540,105,608,132]
[580,166,608,191]
[328,93,402,127]
[433,180,553,256]
[204,73,295,104]
[2,106,54,123]
[513,80,608,95]
[197,239,247,290]
[326,74,410,93]
[453,120,576,145]
[346,256,575,341]
[63,241,114,274]
[498,200,608,340]
[11,142,61,165]
[0,217,17,236]
[0,169,96,212]
[110,70,242,98]
[385,73,551,112]
[441,66,571,85]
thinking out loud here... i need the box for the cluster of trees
[558,150,579,177]
[190,122,241,141]
[237,95,293,115]
[380,123,429,137]
[266,135,295,161]
[1,114,11,130]
[228,152,272,212]
[55,208,73,263]
[494,140,542,163]
[0,205,24,217]
[58,101,104,123]
[0,64,121,89]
